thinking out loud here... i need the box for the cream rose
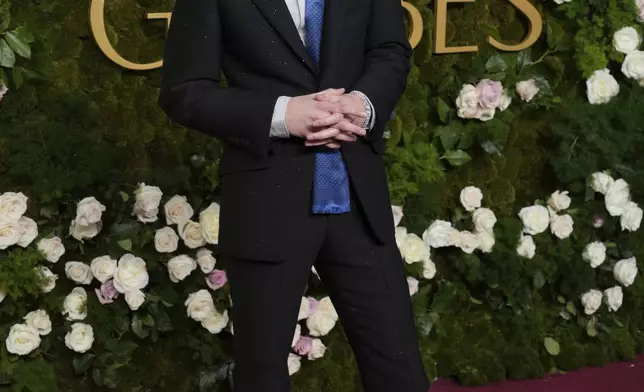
[622,51,644,81]
[291,324,301,347]
[395,226,408,248]
[455,84,481,119]
[516,79,539,102]
[583,242,606,268]
[457,230,480,254]
[308,338,327,360]
[605,179,631,216]
[16,216,38,247]
[422,259,437,280]
[517,235,536,259]
[499,92,511,111]
[132,183,163,223]
[5,324,41,356]
[65,262,94,285]
[472,208,497,231]
[586,69,620,104]
[298,297,310,321]
[0,192,28,223]
[155,226,179,253]
[0,220,20,250]
[199,202,221,245]
[69,220,102,241]
[614,257,638,287]
[202,309,229,334]
[518,205,550,235]
[550,214,574,239]
[548,190,571,212]
[0,291,5,303]
[113,253,149,293]
[124,290,146,311]
[460,186,483,212]
[392,205,404,227]
[195,248,216,273]
[185,289,216,321]
[476,230,495,253]
[603,286,623,312]
[407,277,419,296]
[613,27,641,54]
[620,201,642,232]
[65,323,94,353]
[23,310,52,335]
[37,266,58,293]
[75,197,106,226]
[307,297,338,337]
[63,287,88,321]
[590,171,614,194]
[422,220,458,248]
[167,255,197,283]
[37,236,65,263]
[164,195,194,225]
[581,289,603,315]
[400,233,430,263]
[287,353,301,375]
[179,220,207,249]
[90,255,117,283]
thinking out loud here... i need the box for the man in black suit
[159,0,429,391]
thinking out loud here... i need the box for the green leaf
[566,301,577,316]
[0,38,15,68]
[485,54,507,74]
[12,66,23,88]
[0,67,6,84]
[417,312,440,337]
[533,270,545,289]
[544,337,560,356]
[480,140,503,156]
[0,4,10,33]
[557,296,566,304]
[546,19,565,50]
[131,315,149,339]
[440,149,472,166]
[517,49,532,69]
[4,31,30,59]
[587,318,598,337]
[11,26,34,44]
[73,353,94,374]
[436,125,460,151]
[117,239,132,251]
[559,311,571,320]
[436,97,450,124]
[119,191,129,202]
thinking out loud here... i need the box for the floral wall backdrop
[1,0,644,391]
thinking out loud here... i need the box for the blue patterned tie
[306,0,351,214]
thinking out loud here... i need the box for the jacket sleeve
[158,0,281,158]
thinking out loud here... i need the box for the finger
[314,94,342,102]
[316,101,366,118]
[327,142,342,149]
[311,113,343,127]
[307,127,341,141]
[336,120,367,136]
[333,132,357,143]
[314,88,345,99]
[305,139,333,147]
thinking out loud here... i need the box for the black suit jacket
[159,0,412,261]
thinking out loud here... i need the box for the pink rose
[307,297,319,317]
[294,336,313,355]
[476,79,503,109]
[593,216,605,228]
[206,269,227,291]
[637,0,644,22]
[95,279,119,304]
[0,83,7,102]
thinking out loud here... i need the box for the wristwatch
[349,90,372,129]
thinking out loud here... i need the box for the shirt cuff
[351,90,376,131]
[269,96,291,138]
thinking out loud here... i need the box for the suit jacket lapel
[250,0,317,74]
[319,0,348,76]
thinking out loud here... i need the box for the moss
[555,342,586,371]
[503,347,545,380]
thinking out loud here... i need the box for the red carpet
[432,356,644,392]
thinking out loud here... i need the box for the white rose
[5,324,40,355]
[298,297,310,321]
[202,309,229,334]
[583,242,607,268]
[581,289,603,315]
[518,205,550,235]
[16,216,38,247]
[590,171,614,194]
[124,289,146,311]
[0,291,5,303]
[37,266,58,293]
[554,0,571,4]
[407,277,419,296]
[164,195,194,225]
[516,79,539,102]
[154,226,179,253]
[69,220,102,241]
[196,248,217,273]
[75,197,106,226]
[0,192,28,223]
[65,262,93,285]
[179,220,207,249]
[586,69,620,105]
[422,259,437,280]
[620,201,642,232]
[185,289,216,321]
[90,255,117,283]
[613,27,641,54]
[476,230,495,253]
[132,183,163,223]
[548,190,571,212]
[65,323,94,353]
[307,298,338,337]
[457,230,480,254]
[317,297,338,319]
[422,220,458,248]
[23,310,52,335]
[391,205,404,227]
[460,186,483,212]
[455,84,481,119]
[605,179,631,216]
[517,235,536,259]
[614,257,638,287]
[477,107,496,122]
[37,236,65,263]
[499,92,511,111]
[291,324,301,347]
[603,286,623,312]
[113,254,149,293]
[0,220,20,250]
[400,233,430,263]
[472,208,497,231]
[63,287,88,321]
[622,51,644,81]
[308,339,327,360]
[395,226,408,248]
[167,255,197,283]
[287,353,301,376]
[199,202,221,244]
[550,214,574,239]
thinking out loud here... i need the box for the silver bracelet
[350,90,372,129]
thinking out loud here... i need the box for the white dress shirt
[269,0,376,138]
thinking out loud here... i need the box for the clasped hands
[285,88,367,149]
